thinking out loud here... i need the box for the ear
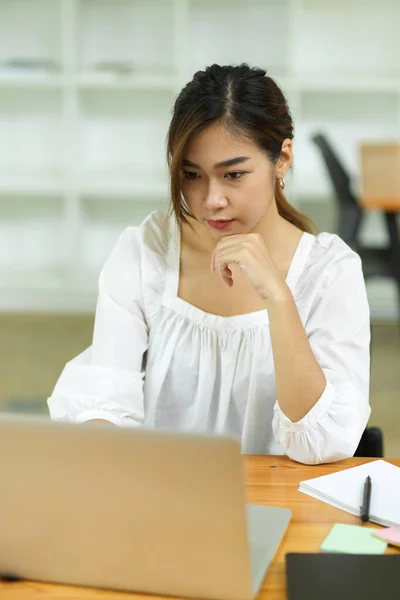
[276,138,293,179]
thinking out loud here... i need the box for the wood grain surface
[1,455,399,599]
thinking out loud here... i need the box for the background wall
[0,0,399,316]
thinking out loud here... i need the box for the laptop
[0,415,291,600]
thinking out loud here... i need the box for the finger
[217,233,261,248]
[213,260,232,284]
[216,235,246,250]
[212,243,236,271]
[223,276,233,287]
[214,240,252,265]
[222,264,232,278]
[219,234,249,242]
[221,265,233,287]
[214,247,248,272]
[214,252,239,285]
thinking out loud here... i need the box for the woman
[48,64,371,464]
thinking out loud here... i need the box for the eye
[182,171,199,180]
[225,171,246,180]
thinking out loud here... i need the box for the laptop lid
[0,415,254,600]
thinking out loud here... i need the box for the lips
[207,219,235,230]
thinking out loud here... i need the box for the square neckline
[161,215,316,329]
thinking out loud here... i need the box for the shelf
[78,72,176,90]
[298,75,400,93]
[301,91,398,125]
[81,197,168,229]
[0,0,399,313]
[0,267,97,313]
[78,0,175,77]
[0,88,64,179]
[1,72,396,94]
[0,267,76,292]
[0,170,66,196]
[0,72,178,91]
[0,169,170,199]
[79,200,169,273]
[0,72,65,88]
[79,170,169,199]
[0,198,65,281]
[294,2,400,78]
[0,0,62,69]
[79,89,174,178]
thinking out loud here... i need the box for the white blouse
[48,210,371,464]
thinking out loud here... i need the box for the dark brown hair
[166,63,316,234]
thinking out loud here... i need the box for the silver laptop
[0,415,291,600]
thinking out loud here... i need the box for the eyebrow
[183,156,251,169]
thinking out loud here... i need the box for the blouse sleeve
[47,226,149,427]
[272,247,371,465]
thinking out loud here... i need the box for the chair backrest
[312,133,363,248]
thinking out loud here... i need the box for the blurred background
[0,0,399,454]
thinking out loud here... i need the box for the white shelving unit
[0,0,399,312]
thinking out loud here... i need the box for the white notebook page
[299,460,400,528]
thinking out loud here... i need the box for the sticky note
[373,528,400,548]
[320,524,388,554]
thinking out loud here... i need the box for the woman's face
[181,122,291,241]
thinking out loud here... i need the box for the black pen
[361,475,372,523]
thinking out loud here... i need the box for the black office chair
[354,427,383,458]
[311,132,400,323]
[310,136,385,458]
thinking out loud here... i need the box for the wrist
[263,282,293,309]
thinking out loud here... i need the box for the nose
[202,181,229,210]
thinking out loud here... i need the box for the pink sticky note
[373,528,400,548]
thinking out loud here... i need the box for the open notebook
[299,460,400,528]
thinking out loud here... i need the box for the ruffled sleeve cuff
[273,377,335,434]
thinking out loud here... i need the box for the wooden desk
[1,456,399,600]
[360,143,400,213]
[360,143,400,265]
[361,197,400,213]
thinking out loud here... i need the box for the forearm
[265,284,326,423]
